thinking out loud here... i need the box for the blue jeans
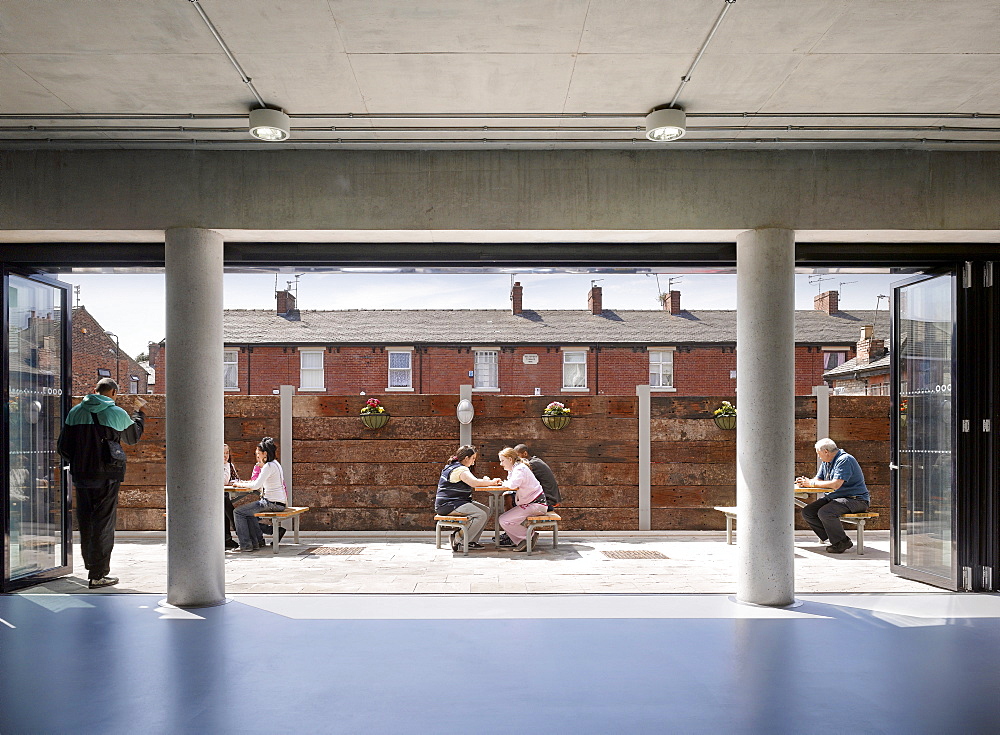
[234,498,285,549]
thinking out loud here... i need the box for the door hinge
[985,419,992,433]
[963,261,973,288]
[984,566,994,591]
[985,261,994,288]
[962,419,970,432]
[962,566,974,591]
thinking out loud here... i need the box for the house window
[649,349,675,389]
[562,350,587,389]
[223,349,239,390]
[474,350,498,390]
[388,350,412,389]
[823,350,849,371]
[299,349,325,391]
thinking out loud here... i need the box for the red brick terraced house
[70,306,150,396]
[145,285,882,398]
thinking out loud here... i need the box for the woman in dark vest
[435,445,501,551]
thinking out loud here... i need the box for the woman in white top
[497,446,547,552]
[229,437,287,552]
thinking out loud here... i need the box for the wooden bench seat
[524,512,561,555]
[253,506,309,554]
[434,514,471,555]
[713,506,879,555]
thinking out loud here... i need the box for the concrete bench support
[434,515,471,555]
[253,506,309,555]
[714,507,879,556]
[524,513,561,555]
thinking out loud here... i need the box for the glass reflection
[7,275,65,580]
[896,275,954,578]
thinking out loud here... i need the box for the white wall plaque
[522,354,539,364]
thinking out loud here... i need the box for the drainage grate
[601,550,668,560]
[301,546,365,556]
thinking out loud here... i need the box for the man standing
[58,378,145,588]
[796,437,870,554]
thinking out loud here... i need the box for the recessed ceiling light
[249,108,291,142]
[645,107,686,142]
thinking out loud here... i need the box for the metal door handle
[889,463,900,470]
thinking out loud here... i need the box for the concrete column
[736,228,796,606]
[637,384,651,530]
[165,228,225,607]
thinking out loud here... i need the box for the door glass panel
[895,275,955,580]
[7,275,66,580]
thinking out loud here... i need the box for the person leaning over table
[223,444,241,549]
[228,437,287,553]
[434,445,501,551]
[497,446,548,552]
[795,437,871,554]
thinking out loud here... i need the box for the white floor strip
[0,617,16,629]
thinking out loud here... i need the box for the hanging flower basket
[360,397,390,429]
[542,401,571,430]
[713,414,737,431]
[713,401,737,430]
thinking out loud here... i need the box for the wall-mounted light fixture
[645,107,686,142]
[456,399,475,425]
[249,108,291,142]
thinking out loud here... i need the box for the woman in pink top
[497,446,547,552]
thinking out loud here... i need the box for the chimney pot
[276,289,296,315]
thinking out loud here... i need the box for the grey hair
[815,438,838,453]
[95,377,119,394]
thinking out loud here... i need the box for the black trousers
[801,495,870,545]
[74,478,121,580]
[224,494,236,539]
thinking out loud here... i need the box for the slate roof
[224,308,881,346]
[823,353,891,379]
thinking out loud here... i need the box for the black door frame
[2,267,74,592]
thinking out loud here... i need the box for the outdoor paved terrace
[26,531,936,595]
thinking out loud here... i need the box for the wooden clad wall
[114,393,890,532]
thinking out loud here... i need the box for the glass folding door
[890,273,958,589]
[3,271,72,591]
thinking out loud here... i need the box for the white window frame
[561,348,589,392]
[223,349,240,391]
[298,348,325,391]
[386,347,414,391]
[473,348,500,392]
[648,347,676,392]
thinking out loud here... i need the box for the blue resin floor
[2,592,1000,734]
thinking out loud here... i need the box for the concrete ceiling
[2,0,999,150]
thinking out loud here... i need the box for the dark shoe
[88,576,119,589]
[497,532,514,548]
[467,542,486,550]
[277,526,287,542]
[231,546,257,553]
[225,538,239,549]
[826,539,854,554]
[512,539,528,552]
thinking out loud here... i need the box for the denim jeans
[234,498,285,549]
[801,495,870,545]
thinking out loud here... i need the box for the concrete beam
[3,150,1000,234]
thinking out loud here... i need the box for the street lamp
[105,331,120,385]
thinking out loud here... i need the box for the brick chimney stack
[661,290,682,315]
[510,281,523,315]
[588,284,603,315]
[814,290,839,314]
[856,325,885,365]
[276,288,297,315]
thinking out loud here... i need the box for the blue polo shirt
[818,450,870,503]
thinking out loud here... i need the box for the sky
[58,270,899,360]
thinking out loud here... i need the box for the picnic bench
[524,512,561,555]
[713,506,879,556]
[434,514,471,555]
[253,506,310,555]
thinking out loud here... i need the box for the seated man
[796,437,870,553]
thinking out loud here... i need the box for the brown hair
[449,445,477,463]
